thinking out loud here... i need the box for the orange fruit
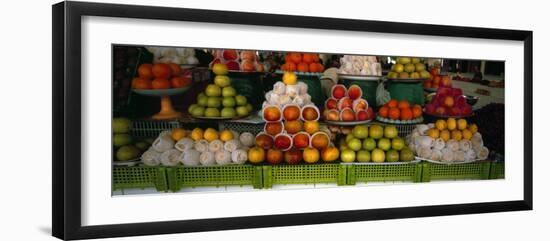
[137,63,154,79]
[302,53,315,64]
[412,105,422,118]
[315,63,324,73]
[378,106,389,118]
[388,107,400,120]
[311,54,319,63]
[397,100,410,109]
[171,76,191,88]
[387,100,398,108]
[152,78,171,89]
[289,53,302,64]
[400,108,413,120]
[297,62,309,72]
[168,63,182,76]
[152,63,172,79]
[309,62,319,72]
[132,77,152,89]
[281,62,296,72]
[284,53,292,63]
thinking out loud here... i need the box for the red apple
[340,108,355,121]
[263,106,281,121]
[274,134,292,151]
[347,85,363,100]
[331,85,347,99]
[225,61,240,71]
[293,132,310,149]
[255,133,274,149]
[365,107,375,120]
[355,110,368,121]
[223,50,238,60]
[337,97,353,110]
[325,98,338,110]
[284,148,303,164]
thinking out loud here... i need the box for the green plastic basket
[166,165,263,191]
[489,162,505,179]
[262,164,347,188]
[387,81,424,106]
[421,162,491,182]
[346,163,423,185]
[112,166,168,191]
[130,119,181,138]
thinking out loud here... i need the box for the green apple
[369,125,384,139]
[188,104,199,113]
[411,57,421,64]
[222,97,236,107]
[393,63,404,73]
[348,138,362,151]
[352,125,369,139]
[235,95,247,106]
[197,94,208,106]
[116,145,139,161]
[214,75,231,87]
[415,63,426,72]
[197,92,206,99]
[191,106,205,117]
[356,150,371,162]
[386,149,400,162]
[377,138,391,151]
[236,106,249,117]
[134,141,149,151]
[404,63,415,73]
[410,72,420,79]
[400,147,415,162]
[371,148,385,163]
[391,137,405,151]
[245,103,253,112]
[340,149,356,163]
[207,97,221,108]
[362,138,377,151]
[222,86,237,97]
[420,70,431,79]
[205,84,221,97]
[388,71,398,79]
[113,134,132,147]
[221,107,237,118]
[113,118,132,134]
[204,108,220,117]
[397,57,411,65]
[345,133,355,143]
[384,125,398,139]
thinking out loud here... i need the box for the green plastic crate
[421,162,491,182]
[489,162,505,179]
[347,163,423,185]
[262,164,347,188]
[112,166,168,191]
[166,165,263,191]
[387,81,424,106]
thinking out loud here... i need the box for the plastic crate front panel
[422,162,491,181]
[490,162,505,179]
[167,165,263,191]
[131,120,181,138]
[263,164,347,188]
[112,166,167,191]
[347,164,422,184]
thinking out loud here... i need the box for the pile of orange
[378,99,422,120]
[132,63,192,90]
[280,52,325,73]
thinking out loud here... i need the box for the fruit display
[323,84,375,123]
[132,62,193,90]
[141,127,255,166]
[376,99,423,124]
[262,72,313,108]
[338,55,382,76]
[145,47,199,65]
[386,57,430,80]
[425,87,472,117]
[280,52,324,73]
[188,63,252,119]
[339,124,415,163]
[113,118,151,162]
[406,118,489,163]
[210,49,265,72]
[423,67,452,90]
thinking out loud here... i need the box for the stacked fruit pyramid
[262,72,313,109]
[188,63,253,118]
[376,99,423,124]
[386,57,431,80]
[280,52,325,73]
[425,87,472,117]
[323,84,375,122]
[407,118,488,163]
[338,124,415,163]
[210,49,265,72]
[247,72,340,164]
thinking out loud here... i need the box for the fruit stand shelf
[112,166,168,192]
[166,165,263,192]
[346,163,423,185]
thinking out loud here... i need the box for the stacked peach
[423,67,453,89]
[323,84,375,122]
[132,63,193,89]
[210,49,265,72]
[280,52,325,73]
[378,99,423,121]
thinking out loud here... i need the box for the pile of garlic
[406,124,489,163]
[141,130,255,167]
[338,55,382,76]
[145,47,199,65]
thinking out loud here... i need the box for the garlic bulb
[199,151,216,166]
[181,149,200,166]
[152,135,174,152]
[239,132,255,147]
[141,148,161,166]
[194,140,209,153]
[174,138,194,152]
[215,150,232,165]
[160,149,181,166]
[224,139,241,152]
[231,149,248,164]
[208,140,224,152]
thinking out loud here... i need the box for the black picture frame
[52,1,533,240]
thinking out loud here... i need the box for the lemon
[447,118,457,130]
[171,128,187,141]
[451,130,463,141]
[282,72,297,85]
[190,128,204,141]
[457,119,468,130]
[440,129,451,141]
[468,123,478,134]
[427,128,440,139]
[462,129,473,140]
[435,119,447,131]
[219,129,234,142]
[203,128,219,142]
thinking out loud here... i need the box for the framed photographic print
[52,1,532,240]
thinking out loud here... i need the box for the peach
[264,122,283,136]
[310,132,330,149]
[303,121,320,134]
[255,132,274,149]
[337,97,353,110]
[356,110,368,121]
[293,132,310,149]
[325,98,338,110]
[340,108,356,122]
[303,147,320,164]
[284,148,302,164]
[263,105,282,122]
[223,50,238,60]
[321,146,340,162]
[266,148,283,165]
[241,60,256,72]
[347,85,363,100]
[284,120,303,134]
[240,50,256,61]
[274,134,292,151]
[352,98,368,112]
[301,105,320,121]
[283,105,301,121]
[325,109,339,121]
[331,84,347,99]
